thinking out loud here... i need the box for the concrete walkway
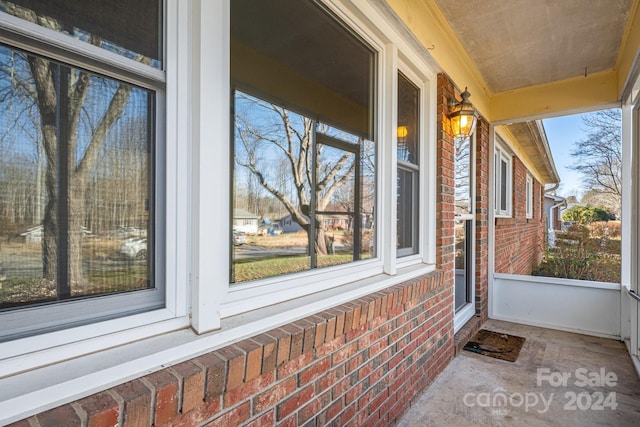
[398,320,640,426]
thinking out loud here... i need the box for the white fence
[492,273,621,339]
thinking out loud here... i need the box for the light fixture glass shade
[397,125,408,139]
[448,88,478,139]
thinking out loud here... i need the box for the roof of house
[233,208,259,219]
[500,120,560,185]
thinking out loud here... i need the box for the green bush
[533,224,620,283]
[562,205,614,224]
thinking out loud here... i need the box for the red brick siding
[474,117,490,320]
[9,73,487,427]
[11,273,453,427]
[494,157,545,275]
[439,73,490,354]
[436,74,456,284]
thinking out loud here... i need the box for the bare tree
[1,4,143,287]
[234,93,356,255]
[570,109,622,214]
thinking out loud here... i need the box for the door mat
[463,329,526,362]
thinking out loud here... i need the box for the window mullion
[310,121,318,269]
[56,65,71,299]
[354,141,362,261]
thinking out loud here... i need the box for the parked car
[119,238,147,259]
[233,231,247,245]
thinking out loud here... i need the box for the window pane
[455,136,471,215]
[397,73,419,165]
[0,45,153,309]
[500,158,508,212]
[494,152,499,212]
[396,72,419,256]
[232,90,375,283]
[454,219,471,311]
[231,0,375,139]
[231,0,376,284]
[1,0,162,68]
[316,142,356,267]
[397,168,416,252]
[526,178,534,217]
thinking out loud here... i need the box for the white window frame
[526,176,533,218]
[395,67,425,260]
[494,139,513,218]
[0,0,189,374]
[198,0,439,326]
[0,2,441,422]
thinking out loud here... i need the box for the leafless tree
[570,109,622,213]
[1,3,144,287]
[234,93,356,255]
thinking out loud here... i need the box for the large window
[494,140,513,217]
[230,0,376,283]
[397,72,420,257]
[0,0,163,341]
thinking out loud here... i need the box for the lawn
[0,237,149,307]
[233,253,355,282]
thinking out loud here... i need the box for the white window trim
[0,0,189,375]
[454,132,477,333]
[0,1,443,422]
[395,64,427,261]
[494,139,513,218]
[526,175,534,219]
[203,0,440,326]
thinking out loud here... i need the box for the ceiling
[434,0,633,94]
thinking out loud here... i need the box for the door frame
[454,133,476,332]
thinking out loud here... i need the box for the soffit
[434,0,633,94]
[501,121,560,184]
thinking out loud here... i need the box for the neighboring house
[279,214,305,233]
[19,225,43,243]
[322,215,350,230]
[19,225,91,243]
[545,194,566,232]
[544,194,566,248]
[493,122,560,275]
[232,208,259,234]
[2,2,640,427]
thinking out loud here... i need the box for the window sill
[0,263,435,425]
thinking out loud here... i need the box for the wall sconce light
[397,125,408,140]
[448,87,478,139]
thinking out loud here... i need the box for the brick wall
[494,157,545,275]
[9,273,453,427]
[435,74,456,290]
[9,73,485,427]
[474,118,490,319]
[438,73,489,354]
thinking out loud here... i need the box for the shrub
[533,224,620,283]
[562,205,614,224]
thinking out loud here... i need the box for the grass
[0,236,149,306]
[0,265,149,307]
[233,253,354,282]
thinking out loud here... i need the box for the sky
[542,114,588,198]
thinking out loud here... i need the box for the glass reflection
[1,0,162,68]
[0,45,152,309]
[455,136,471,216]
[232,90,375,283]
